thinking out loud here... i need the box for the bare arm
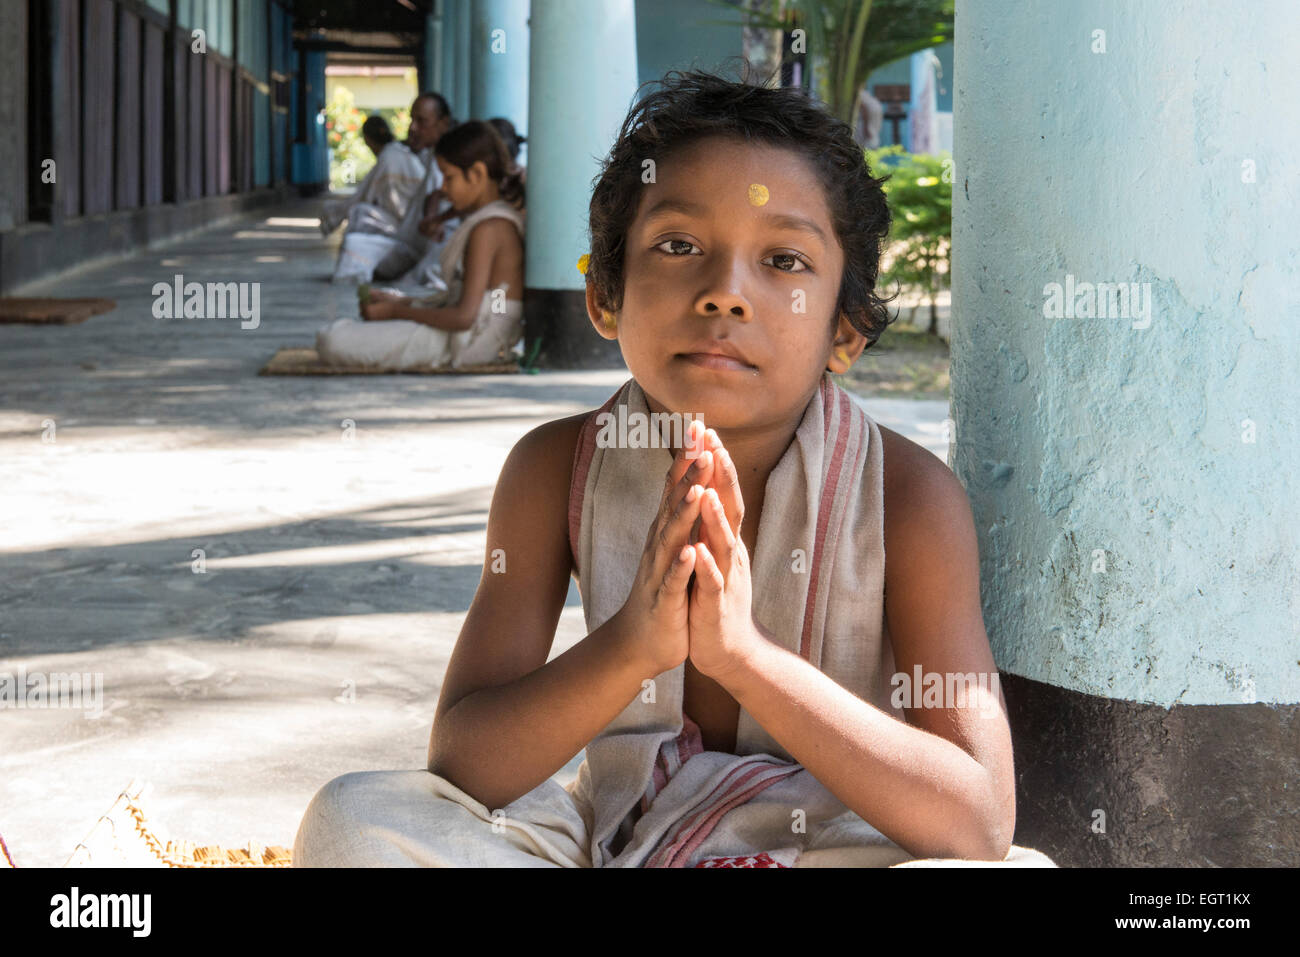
[390,220,505,332]
[430,411,713,811]
[426,417,640,811]
[720,430,1015,860]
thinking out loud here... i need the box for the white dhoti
[315,291,524,370]
[316,198,527,369]
[293,767,1056,868]
[294,771,592,868]
[331,228,422,285]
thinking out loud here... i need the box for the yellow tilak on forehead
[747,183,770,206]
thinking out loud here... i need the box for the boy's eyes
[657,239,701,257]
[652,239,811,274]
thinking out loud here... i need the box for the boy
[295,68,1054,868]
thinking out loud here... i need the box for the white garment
[315,290,523,370]
[856,86,885,149]
[319,141,428,237]
[292,769,1056,868]
[316,199,526,369]
[331,145,459,284]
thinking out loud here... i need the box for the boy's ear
[585,281,618,341]
[826,312,868,373]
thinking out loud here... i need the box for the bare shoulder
[504,412,588,514]
[469,216,522,249]
[877,423,971,542]
[877,422,981,609]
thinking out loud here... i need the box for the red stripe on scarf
[799,380,859,660]
[568,386,625,571]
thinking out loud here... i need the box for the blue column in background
[524,0,638,367]
[439,1,461,111]
[455,1,472,121]
[291,46,328,189]
[422,11,441,97]
[470,0,529,164]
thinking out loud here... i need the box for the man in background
[330,92,458,284]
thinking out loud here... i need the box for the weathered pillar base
[525,288,625,369]
[1002,672,1300,867]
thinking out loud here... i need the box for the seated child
[294,68,1055,868]
[315,120,525,370]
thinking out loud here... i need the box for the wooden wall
[28,0,294,227]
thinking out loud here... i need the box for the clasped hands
[619,418,765,685]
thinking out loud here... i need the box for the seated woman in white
[318,115,427,239]
[316,121,525,370]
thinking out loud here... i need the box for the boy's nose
[694,268,753,320]
[695,293,751,321]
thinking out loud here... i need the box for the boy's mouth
[675,341,756,371]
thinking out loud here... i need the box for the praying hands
[682,422,766,684]
[615,419,766,684]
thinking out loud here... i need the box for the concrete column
[469,0,528,143]
[952,0,1299,865]
[439,0,456,102]
[420,11,440,98]
[440,0,468,117]
[454,0,471,121]
[524,0,637,368]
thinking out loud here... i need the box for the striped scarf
[566,371,906,867]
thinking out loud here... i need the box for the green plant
[707,0,955,125]
[867,145,951,335]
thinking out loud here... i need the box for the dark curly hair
[587,62,896,347]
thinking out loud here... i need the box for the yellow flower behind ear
[577,253,591,275]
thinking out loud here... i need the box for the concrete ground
[0,199,949,867]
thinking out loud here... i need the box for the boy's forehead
[634,138,829,224]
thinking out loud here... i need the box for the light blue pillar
[422,11,440,96]
[634,0,743,89]
[455,0,472,121]
[470,0,529,155]
[953,0,1299,865]
[525,0,638,366]
[440,0,464,114]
